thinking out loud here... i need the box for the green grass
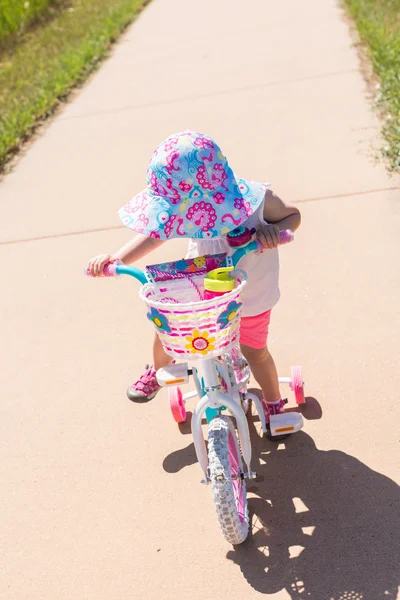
[0,0,147,168]
[344,0,400,171]
[0,0,61,43]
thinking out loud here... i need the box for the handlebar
[85,261,148,283]
[231,229,293,267]
[85,229,294,283]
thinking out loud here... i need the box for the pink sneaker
[262,398,287,423]
[126,365,160,402]
[262,398,289,439]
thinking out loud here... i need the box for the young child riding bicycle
[86,130,301,424]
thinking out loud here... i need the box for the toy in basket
[86,226,306,546]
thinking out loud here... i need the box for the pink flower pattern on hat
[234,198,253,218]
[118,130,268,240]
[186,201,217,232]
[213,192,225,204]
[179,183,192,193]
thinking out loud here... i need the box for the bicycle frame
[89,228,297,480]
[190,356,267,482]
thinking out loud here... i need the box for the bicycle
[87,226,305,545]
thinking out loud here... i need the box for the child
[87,130,301,423]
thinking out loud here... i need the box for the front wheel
[207,416,249,545]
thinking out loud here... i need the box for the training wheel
[169,386,187,423]
[291,366,305,405]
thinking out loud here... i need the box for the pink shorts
[240,309,272,349]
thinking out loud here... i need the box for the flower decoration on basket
[186,330,216,355]
[147,307,171,332]
[194,256,206,267]
[175,259,188,271]
[217,300,242,330]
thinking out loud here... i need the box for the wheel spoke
[228,430,245,522]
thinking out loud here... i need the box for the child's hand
[256,224,280,249]
[87,254,118,277]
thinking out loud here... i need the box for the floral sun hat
[118,130,269,240]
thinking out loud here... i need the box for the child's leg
[240,310,285,419]
[240,344,281,403]
[153,332,173,369]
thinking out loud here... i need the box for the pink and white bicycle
[89,226,305,545]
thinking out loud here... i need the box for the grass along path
[0,0,148,169]
[344,0,400,171]
[0,0,62,43]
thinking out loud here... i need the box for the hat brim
[118,176,269,241]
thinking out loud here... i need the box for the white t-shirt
[186,198,280,317]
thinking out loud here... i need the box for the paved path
[1,0,399,598]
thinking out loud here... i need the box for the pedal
[156,363,189,387]
[269,412,304,436]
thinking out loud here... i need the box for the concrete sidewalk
[1,0,399,599]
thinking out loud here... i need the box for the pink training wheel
[291,366,305,405]
[169,387,187,423]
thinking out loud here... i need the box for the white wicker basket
[139,271,247,360]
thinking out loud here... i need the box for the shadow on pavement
[296,396,322,420]
[162,398,399,599]
[163,441,197,473]
[178,411,193,435]
[227,420,400,599]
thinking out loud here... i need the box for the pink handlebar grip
[84,260,122,278]
[255,229,294,252]
[103,262,119,277]
[279,229,294,244]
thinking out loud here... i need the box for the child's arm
[87,234,165,276]
[113,234,165,263]
[257,189,301,249]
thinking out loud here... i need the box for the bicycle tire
[207,416,249,545]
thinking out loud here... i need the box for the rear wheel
[207,416,249,545]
